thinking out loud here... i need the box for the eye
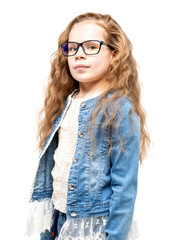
[87,44,97,49]
[84,41,100,51]
[86,44,98,50]
[69,47,77,52]
[68,43,78,53]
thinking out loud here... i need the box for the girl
[26,12,150,240]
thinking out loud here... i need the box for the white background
[0,0,180,239]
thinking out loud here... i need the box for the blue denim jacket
[30,91,140,240]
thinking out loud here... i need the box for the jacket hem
[66,201,110,219]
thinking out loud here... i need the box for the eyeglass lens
[62,41,101,56]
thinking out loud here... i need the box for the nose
[75,45,86,60]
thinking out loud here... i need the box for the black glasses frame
[60,40,114,57]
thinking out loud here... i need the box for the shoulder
[106,92,133,118]
[110,95,140,137]
[119,96,132,114]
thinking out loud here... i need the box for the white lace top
[51,91,102,213]
[51,96,82,212]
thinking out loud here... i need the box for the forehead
[68,22,106,42]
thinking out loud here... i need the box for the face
[67,22,115,89]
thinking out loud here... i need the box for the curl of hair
[37,12,150,164]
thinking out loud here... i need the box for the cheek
[68,59,72,70]
[92,56,111,74]
[67,59,74,76]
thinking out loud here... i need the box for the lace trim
[26,198,54,236]
[58,215,108,240]
[58,215,139,240]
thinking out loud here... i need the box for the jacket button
[69,184,75,191]
[79,132,84,138]
[73,157,78,163]
[81,102,86,108]
[71,212,77,217]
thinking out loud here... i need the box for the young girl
[26,12,150,240]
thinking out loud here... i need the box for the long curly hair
[37,12,150,163]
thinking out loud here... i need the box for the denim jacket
[29,90,141,240]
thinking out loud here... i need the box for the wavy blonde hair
[37,12,150,163]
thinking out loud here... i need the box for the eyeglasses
[60,40,113,57]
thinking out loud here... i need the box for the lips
[75,64,89,70]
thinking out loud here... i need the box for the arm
[105,99,141,240]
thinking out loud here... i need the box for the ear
[110,50,117,63]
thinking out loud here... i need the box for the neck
[75,81,107,99]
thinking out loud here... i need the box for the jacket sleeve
[104,99,141,240]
